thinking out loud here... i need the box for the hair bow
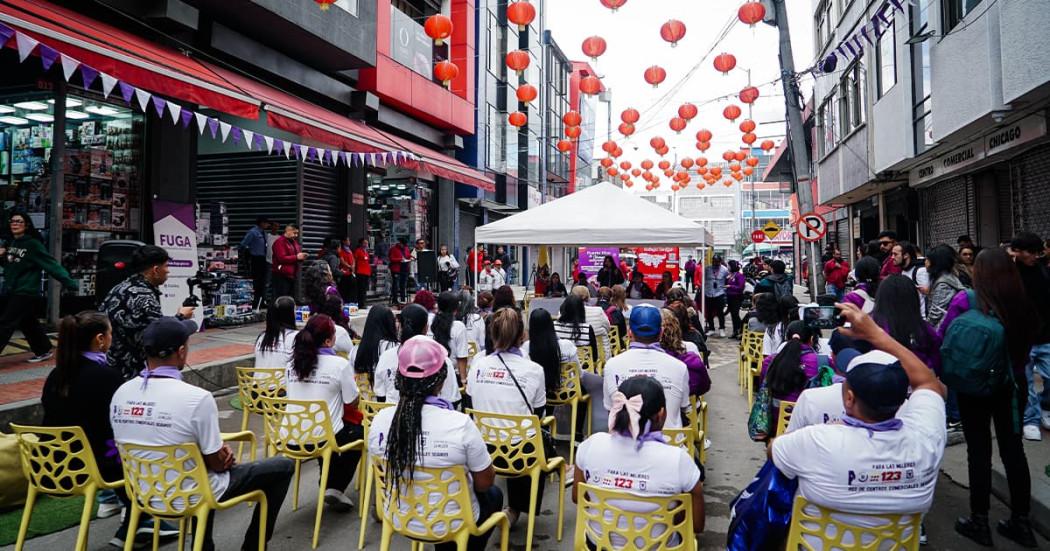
[607,391,645,438]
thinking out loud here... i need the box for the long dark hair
[493,285,516,311]
[456,290,480,329]
[527,309,562,393]
[303,260,336,311]
[259,296,296,352]
[753,293,779,326]
[291,315,335,380]
[7,210,42,241]
[354,305,398,374]
[764,321,815,397]
[775,295,800,341]
[853,256,881,296]
[972,248,1036,370]
[387,368,447,499]
[54,311,110,397]
[432,292,459,354]
[318,294,352,336]
[925,244,956,283]
[610,376,667,439]
[558,294,588,342]
[399,304,430,343]
[872,275,934,350]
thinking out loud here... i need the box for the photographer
[100,245,195,380]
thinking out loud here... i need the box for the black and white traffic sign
[796,212,828,242]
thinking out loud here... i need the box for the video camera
[184,268,228,307]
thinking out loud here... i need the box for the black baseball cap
[143,316,198,358]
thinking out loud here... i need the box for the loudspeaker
[96,240,146,305]
[416,249,437,285]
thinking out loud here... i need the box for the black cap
[142,316,198,358]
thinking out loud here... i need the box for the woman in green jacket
[0,212,78,362]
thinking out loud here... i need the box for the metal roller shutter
[196,152,299,244]
[300,163,342,254]
[1011,144,1050,238]
[920,175,976,247]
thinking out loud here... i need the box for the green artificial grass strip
[229,396,243,411]
[0,494,95,546]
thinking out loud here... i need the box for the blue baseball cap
[844,350,909,414]
[629,305,662,338]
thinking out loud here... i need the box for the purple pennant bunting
[0,23,13,47]
[322,149,332,165]
[118,81,135,104]
[152,97,167,119]
[80,65,99,90]
[274,139,285,154]
[207,117,219,139]
[230,127,243,144]
[306,147,317,163]
[39,44,59,71]
[252,133,265,150]
[351,153,360,167]
[180,109,193,128]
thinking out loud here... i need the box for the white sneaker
[97,500,123,519]
[1042,411,1050,431]
[324,489,354,512]
[1022,424,1042,441]
[719,329,726,338]
[27,351,54,363]
[703,438,712,450]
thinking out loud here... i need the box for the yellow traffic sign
[762,221,781,240]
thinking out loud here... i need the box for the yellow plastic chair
[261,398,364,549]
[467,342,479,359]
[574,482,697,550]
[608,325,623,356]
[355,372,376,402]
[577,345,598,375]
[785,494,921,550]
[776,400,797,437]
[372,460,510,551]
[117,435,267,551]
[235,367,286,460]
[595,334,610,375]
[685,396,709,465]
[661,427,699,463]
[358,400,395,550]
[466,410,566,551]
[738,329,752,390]
[547,361,592,466]
[11,425,125,551]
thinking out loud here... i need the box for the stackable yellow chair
[467,410,566,551]
[467,342,480,359]
[608,325,623,356]
[785,494,921,551]
[547,361,592,466]
[661,427,699,463]
[743,332,765,408]
[685,396,709,464]
[577,345,598,375]
[11,425,125,551]
[372,460,510,551]
[776,400,797,437]
[355,372,376,402]
[738,329,752,390]
[358,400,395,550]
[262,398,365,549]
[118,436,267,551]
[595,334,611,375]
[235,367,286,460]
[574,483,697,550]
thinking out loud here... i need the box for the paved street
[7,335,1046,551]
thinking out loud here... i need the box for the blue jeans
[824,283,844,301]
[1024,342,1050,426]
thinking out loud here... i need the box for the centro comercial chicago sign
[909,113,1047,187]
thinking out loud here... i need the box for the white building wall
[999,4,1050,104]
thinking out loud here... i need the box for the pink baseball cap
[398,336,449,379]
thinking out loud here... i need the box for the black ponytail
[54,311,110,397]
[291,315,335,380]
[431,292,458,354]
[398,304,429,343]
[260,296,296,352]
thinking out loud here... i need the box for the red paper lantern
[723,104,742,121]
[641,160,654,170]
[742,132,757,145]
[678,103,698,121]
[730,162,741,172]
[746,157,760,167]
[644,65,667,88]
[739,86,760,104]
[315,0,336,10]
[563,111,582,127]
[650,137,666,150]
[607,167,619,177]
[738,1,767,26]
[657,146,669,156]
[696,129,713,142]
[696,141,710,152]
[696,157,708,167]
[424,14,453,45]
[631,168,642,177]
[658,160,671,170]
[433,60,459,86]
[600,158,614,168]
[621,108,640,124]
[507,1,537,30]
[580,76,603,96]
[602,140,618,153]
[733,172,744,181]
[556,139,573,153]
[506,50,530,74]
[669,117,687,133]
[713,52,737,75]
[710,166,722,177]
[582,36,608,60]
[724,179,734,187]
[677,170,689,181]
[625,181,634,188]
[618,123,635,136]
[508,111,527,127]
[565,126,582,139]
[620,161,632,170]
[734,150,748,161]
[743,167,754,176]
[739,119,757,133]
[660,20,687,47]
[680,158,695,169]
[621,173,631,182]
[600,0,628,11]
[516,84,538,103]
[696,182,706,190]
[613,147,623,157]
[761,139,776,151]
[664,169,674,177]
[722,151,735,162]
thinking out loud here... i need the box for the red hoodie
[272,236,302,278]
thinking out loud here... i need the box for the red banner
[633,247,680,292]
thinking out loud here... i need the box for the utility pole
[773,0,819,298]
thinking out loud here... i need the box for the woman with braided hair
[372,303,461,405]
[367,336,502,551]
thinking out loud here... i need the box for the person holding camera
[100,245,195,380]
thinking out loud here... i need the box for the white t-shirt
[348,339,398,373]
[554,321,592,348]
[576,432,701,547]
[521,339,579,365]
[602,348,690,428]
[903,265,931,316]
[254,328,297,369]
[333,325,355,358]
[466,351,546,415]
[373,342,461,404]
[477,269,505,291]
[786,383,846,432]
[772,389,946,522]
[368,405,492,529]
[429,320,470,360]
[110,377,229,500]
[762,322,784,356]
[462,314,486,352]
[683,341,700,356]
[285,353,359,434]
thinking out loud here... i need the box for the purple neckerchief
[502,347,524,357]
[616,420,668,450]
[841,414,903,437]
[318,347,337,356]
[139,366,183,389]
[424,396,455,410]
[629,342,664,352]
[103,438,121,464]
[82,351,107,365]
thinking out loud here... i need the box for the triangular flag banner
[252,133,265,151]
[207,118,219,139]
[0,24,14,48]
[306,147,317,162]
[60,55,80,82]
[219,121,232,142]
[299,145,309,160]
[16,32,39,62]
[230,127,243,144]
[274,139,284,155]
[264,135,274,154]
[285,143,293,159]
[194,112,208,135]
[168,103,182,125]
[323,150,333,165]
[38,45,58,71]
[100,73,118,98]
[152,97,166,119]
[118,81,135,104]
[180,109,193,128]
[343,152,352,166]
[242,130,255,150]
[80,65,98,90]
[134,88,151,113]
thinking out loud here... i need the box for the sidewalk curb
[992,463,1050,539]
[0,354,254,431]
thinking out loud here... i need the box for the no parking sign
[795,212,828,242]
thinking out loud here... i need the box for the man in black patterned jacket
[101,245,195,380]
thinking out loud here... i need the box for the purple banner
[578,247,621,279]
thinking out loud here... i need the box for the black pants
[356,274,370,308]
[250,255,268,309]
[684,271,695,292]
[506,471,548,515]
[202,456,294,551]
[704,295,726,331]
[466,269,475,289]
[390,270,407,303]
[0,295,51,356]
[271,275,295,303]
[957,382,1031,516]
[435,486,503,551]
[337,274,355,305]
[727,294,744,336]
[324,423,364,491]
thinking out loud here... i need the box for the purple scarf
[615,419,668,450]
[502,347,524,357]
[841,414,903,437]
[318,347,337,356]
[139,366,183,389]
[424,396,455,410]
[82,351,108,365]
[629,342,665,352]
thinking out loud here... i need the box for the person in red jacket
[878,230,902,278]
[353,237,371,307]
[465,246,483,289]
[388,238,410,305]
[271,223,307,302]
[822,248,850,300]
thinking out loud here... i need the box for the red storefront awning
[0,0,259,119]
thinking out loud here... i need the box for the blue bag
[726,459,798,551]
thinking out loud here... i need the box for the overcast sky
[546,0,815,187]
